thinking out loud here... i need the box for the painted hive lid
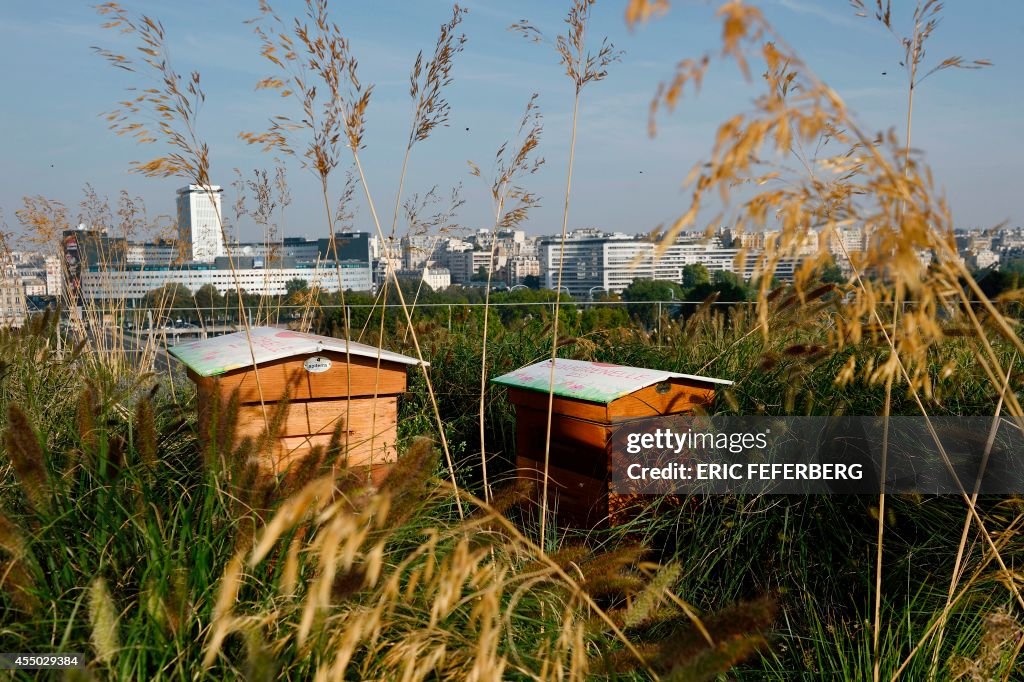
[492,358,732,405]
[168,326,425,377]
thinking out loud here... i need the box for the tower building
[176,185,225,262]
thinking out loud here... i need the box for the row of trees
[972,259,1024,297]
[135,278,313,324]
[126,259,850,330]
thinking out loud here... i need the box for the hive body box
[169,327,423,479]
[493,359,731,526]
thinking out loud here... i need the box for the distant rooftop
[177,185,223,193]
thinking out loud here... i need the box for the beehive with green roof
[492,358,731,525]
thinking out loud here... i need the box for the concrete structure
[66,200,376,301]
[176,185,225,262]
[22,278,47,297]
[44,256,62,297]
[7,252,64,300]
[966,248,999,271]
[654,240,778,282]
[829,225,868,258]
[127,240,185,266]
[401,234,436,271]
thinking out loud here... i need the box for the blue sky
[1,1,1022,243]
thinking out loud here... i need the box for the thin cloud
[773,0,869,30]
[0,17,106,40]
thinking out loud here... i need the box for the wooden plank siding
[234,397,399,473]
[188,351,408,404]
[606,380,715,420]
[516,456,609,525]
[507,377,717,526]
[190,350,407,482]
[235,397,398,442]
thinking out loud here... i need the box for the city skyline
[2,1,1022,245]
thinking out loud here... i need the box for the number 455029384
[0,653,85,669]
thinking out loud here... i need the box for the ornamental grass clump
[202,437,776,680]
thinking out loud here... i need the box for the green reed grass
[1,317,779,679]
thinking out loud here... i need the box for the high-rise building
[44,256,62,297]
[0,258,26,328]
[176,185,225,262]
[318,232,372,266]
[540,232,653,297]
[61,227,128,303]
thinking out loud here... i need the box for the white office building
[127,241,184,266]
[541,231,801,297]
[540,233,654,298]
[177,185,225,262]
[79,262,372,301]
[654,241,755,280]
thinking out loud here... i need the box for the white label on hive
[304,356,332,373]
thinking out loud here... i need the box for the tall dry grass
[470,94,544,502]
[630,0,1022,677]
[200,435,774,680]
[94,2,276,429]
[844,6,994,675]
[242,0,473,515]
[0,332,778,679]
[511,0,622,550]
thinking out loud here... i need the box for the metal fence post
[657,301,662,345]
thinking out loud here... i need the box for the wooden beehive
[493,358,731,526]
[169,326,423,481]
